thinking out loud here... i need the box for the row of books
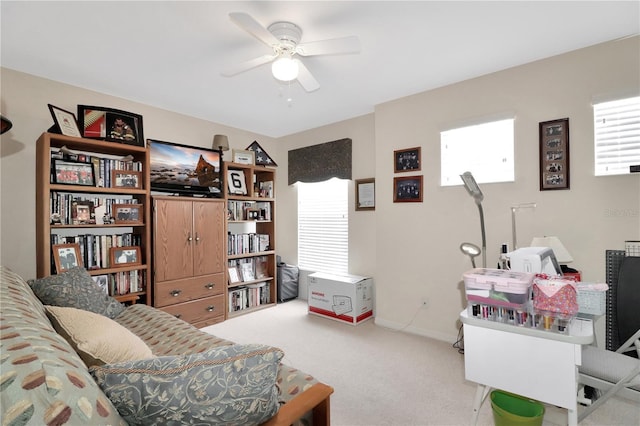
[51,149,142,188]
[227,233,270,255]
[51,233,142,272]
[228,282,270,312]
[93,270,145,296]
[50,192,140,225]
[227,201,272,221]
[228,256,270,284]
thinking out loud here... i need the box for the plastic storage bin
[490,390,544,426]
[463,268,535,308]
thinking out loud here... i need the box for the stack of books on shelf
[50,193,140,225]
[51,233,142,271]
[227,200,271,221]
[227,233,270,255]
[228,256,270,284]
[228,282,270,313]
[51,149,142,188]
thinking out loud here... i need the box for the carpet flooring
[202,300,639,426]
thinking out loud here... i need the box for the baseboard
[374,317,458,343]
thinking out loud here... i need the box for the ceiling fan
[221,12,361,92]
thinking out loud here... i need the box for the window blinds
[594,96,640,176]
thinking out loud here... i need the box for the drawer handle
[170,290,182,297]
[206,306,215,312]
[204,283,215,290]
[174,314,182,319]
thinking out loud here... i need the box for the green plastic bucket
[490,390,545,426]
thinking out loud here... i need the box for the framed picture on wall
[394,147,421,173]
[355,178,375,211]
[393,175,423,202]
[539,118,570,190]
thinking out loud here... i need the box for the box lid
[463,268,534,293]
[309,272,370,284]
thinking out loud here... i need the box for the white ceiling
[2,1,639,138]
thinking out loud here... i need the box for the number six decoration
[226,170,247,195]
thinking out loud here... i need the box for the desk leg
[471,384,491,426]
[567,407,577,426]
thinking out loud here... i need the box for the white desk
[460,310,593,426]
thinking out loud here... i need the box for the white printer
[507,247,562,276]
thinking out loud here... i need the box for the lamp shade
[530,236,573,264]
[272,55,298,82]
[212,134,229,151]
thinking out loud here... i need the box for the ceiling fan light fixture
[272,55,298,81]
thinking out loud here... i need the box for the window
[594,96,640,176]
[297,178,348,274]
[441,118,515,186]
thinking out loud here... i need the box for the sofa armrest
[262,382,334,426]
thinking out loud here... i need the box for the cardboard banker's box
[308,272,374,325]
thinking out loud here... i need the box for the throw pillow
[46,305,153,367]
[28,267,125,318]
[89,343,284,426]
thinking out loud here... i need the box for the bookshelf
[224,162,276,317]
[35,132,151,305]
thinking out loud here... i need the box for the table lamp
[460,171,486,268]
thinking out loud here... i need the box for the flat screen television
[149,139,222,197]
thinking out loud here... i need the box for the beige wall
[2,36,639,343]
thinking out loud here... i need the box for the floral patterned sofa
[0,266,332,425]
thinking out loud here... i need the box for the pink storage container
[463,268,535,308]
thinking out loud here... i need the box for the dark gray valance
[288,138,352,185]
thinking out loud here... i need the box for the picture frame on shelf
[71,200,96,225]
[246,208,260,220]
[77,105,145,147]
[52,159,95,186]
[355,178,375,211]
[48,104,82,138]
[393,175,423,203]
[227,169,248,195]
[240,262,255,281]
[394,147,421,173]
[112,204,143,225]
[52,243,83,273]
[110,246,141,267]
[539,118,570,190]
[91,274,109,295]
[228,266,241,284]
[233,149,255,165]
[112,170,142,189]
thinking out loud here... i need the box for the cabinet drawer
[155,274,224,307]
[159,294,225,325]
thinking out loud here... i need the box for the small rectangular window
[297,178,348,274]
[441,118,515,186]
[594,96,640,176]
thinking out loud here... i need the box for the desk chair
[577,328,640,422]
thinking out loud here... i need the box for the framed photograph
[110,246,141,267]
[112,204,143,225]
[394,147,421,173]
[246,208,260,220]
[355,178,375,211]
[112,170,142,189]
[394,175,423,203]
[77,105,144,147]
[240,262,255,281]
[48,104,82,137]
[91,274,109,295]
[227,169,248,195]
[71,200,96,225]
[52,243,83,273]
[228,266,241,284]
[52,159,95,186]
[539,118,570,190]
[233,149,255,165]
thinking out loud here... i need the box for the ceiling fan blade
[294,59,320,92]
[229,12,280,47]
[221,54,278,77]
[296,36,361,56]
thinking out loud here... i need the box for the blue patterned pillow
[28,267,125,319]
[89,343,283,426]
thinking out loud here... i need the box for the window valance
[288,138,352,184]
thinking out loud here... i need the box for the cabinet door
[154,199,194,282]
[193,200,225,276]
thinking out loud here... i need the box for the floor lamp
[460,172,486,268]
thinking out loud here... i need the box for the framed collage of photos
[539,118,570,190]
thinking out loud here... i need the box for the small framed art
[233,149,255,165]
[77,105,144,147]
[48,104,82,137]
[110,246,141,267]
[355,178,375,211]
[52,243,83,273]
[394,147,421,173]
[393,175,423,203]
[112,204,143,225]
[52,160,95,186]
[91,274,109,294]
[71,200,96,225]
[112,170,142,189]
[539,118,570,190]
